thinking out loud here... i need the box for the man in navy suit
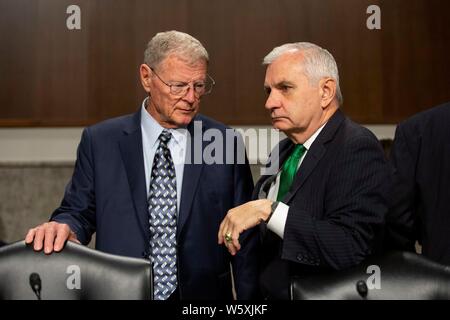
[385,102,450,265]
[25,31,259,300]
[218,42,389,299]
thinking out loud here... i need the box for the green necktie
[277,144,306,201]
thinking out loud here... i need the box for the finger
[223,228,237,255]
[69,234,81,244]
[220,220,231,245]
[53,225,72,252]
[25,228,36,244]
[33,226,46,251]
[232,235,241,252]
[68,228,80,244]
[230,227,242,251]
[43,223,57,254]
[225,241,234,253]
[218,220,226,244]
[227,242,237,256]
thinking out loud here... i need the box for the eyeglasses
[150,67,215,97]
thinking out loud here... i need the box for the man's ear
[319,78,337,108]
[140,64,152,93]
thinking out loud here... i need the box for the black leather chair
[0,240,152,300]
[290,251,450,300]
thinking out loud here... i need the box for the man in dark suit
[25,31,259,300]
[218,42,389,299]
[385,102,450,265]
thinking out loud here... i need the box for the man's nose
[183,85,197,103]
[265,91,280,110]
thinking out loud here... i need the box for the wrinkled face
[141,54,207,128]
[264,52,322,138]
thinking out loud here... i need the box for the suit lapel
[284,109,345,203]
[255,138,293,198]
[118,111,150,240]
[177,117,205,237]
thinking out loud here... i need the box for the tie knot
[159,129,172,144]
[291,144,306,158]
[282,144,306,172]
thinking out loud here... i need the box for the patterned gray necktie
[148,129,177,300]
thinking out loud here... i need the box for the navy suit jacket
[386,102,450,265]
[51,110,259,300]
[256,110,389,299]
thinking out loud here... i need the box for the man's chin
[174,113,197,127]
[271,119,289,131]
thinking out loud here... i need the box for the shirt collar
[303,122,327,150]
[140,97,187,148]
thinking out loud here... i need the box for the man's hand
[218,199,272,255]
[25,222,80,254]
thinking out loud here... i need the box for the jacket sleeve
[229,132,261,299]
[50,128,96,245]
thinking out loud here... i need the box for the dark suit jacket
[256,110,389,299]
[51,110,259,300]
[386,102,450,265]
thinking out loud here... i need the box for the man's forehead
[264,68,297,86]
[162,54,207,69]
[264,57,304,85]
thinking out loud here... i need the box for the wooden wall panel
[0,0,449,126]
[381,0,450,122]
[0,0,39,123]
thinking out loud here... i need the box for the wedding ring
[224,232,232,243]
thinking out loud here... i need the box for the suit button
[296,254,304,262]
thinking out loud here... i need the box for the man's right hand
[25,221,80,254]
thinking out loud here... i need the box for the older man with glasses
[26,30,259,300]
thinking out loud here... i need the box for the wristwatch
[266,201,279,224]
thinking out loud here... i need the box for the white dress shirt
[140,98,188,214]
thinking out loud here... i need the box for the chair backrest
[290,251,450,300]
[0,240,152,300]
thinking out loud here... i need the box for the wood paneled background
[0,0,449,126]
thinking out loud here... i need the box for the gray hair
[144,30,209,69]
[263,42,343,105]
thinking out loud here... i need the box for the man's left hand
[218,199,272,255]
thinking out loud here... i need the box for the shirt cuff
[267,201,289,239]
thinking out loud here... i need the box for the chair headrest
[290,251,450,300]
[0,240,152,300]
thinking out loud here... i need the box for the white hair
[144,30,209,68]
[263,42,343,105]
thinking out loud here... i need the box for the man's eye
[194,83,206,89]
[173,83,188,89]
[279,85,291,92]
[264,87,271,95]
